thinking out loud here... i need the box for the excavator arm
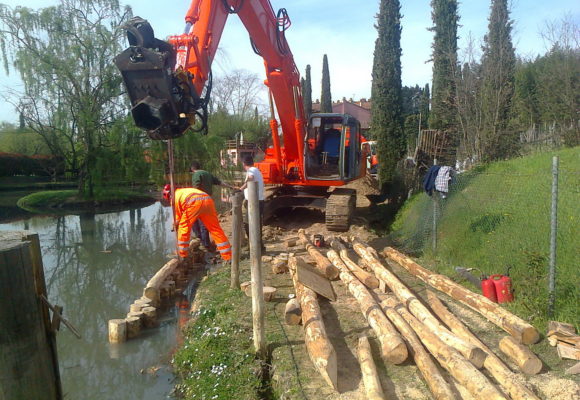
[115,0,305,183]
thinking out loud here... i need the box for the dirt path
[217,180,579,400]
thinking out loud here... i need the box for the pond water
[0,202,188,399]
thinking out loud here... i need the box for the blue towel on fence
[423,165,441,196]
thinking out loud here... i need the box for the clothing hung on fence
[435,166,453,194]
[423,165,441,196]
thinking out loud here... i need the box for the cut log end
[380,333,409,365]
[522,328,541,346]
[284,298,302,325]
[108,319,126,343]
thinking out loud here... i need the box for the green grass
[172,267,267,400]
[391,147,580,331]
[16,189,154,212]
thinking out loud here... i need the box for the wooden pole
[358,336,386,400]
[382,296,507,400]
[377,295,455,400]
[248,180,266,358]
[351,240,486,367]
[143,258,180,302]
[383,247,540,344]
[329,239,379,289]
[298,230,339,280]
[108,319,127,343]
[499,336,543,375]
[289,256,338,389]
[230,191,243,289]
[426,291,540,400]
[326,250,408,364]
[0,232,62,399]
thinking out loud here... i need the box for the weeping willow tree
[0,0,134,197]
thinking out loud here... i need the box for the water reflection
[0,203,182,400]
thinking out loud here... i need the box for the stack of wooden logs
[108,239,205,343]
[546,321,580,371]
[282,230,549,399]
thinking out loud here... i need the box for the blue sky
[0,0,577,123]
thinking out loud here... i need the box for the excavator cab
[305,113,362,182]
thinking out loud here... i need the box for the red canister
[481,276,498,303]
[490,274,514,303]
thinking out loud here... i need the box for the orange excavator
[115,0,369,231]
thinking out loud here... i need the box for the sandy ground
[216,177,579,400]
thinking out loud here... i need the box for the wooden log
[136,296,155,308]
[241,281,251,295]
[125,316,141,339]
[352,240,486,368]
[127,310,145,321]
[377,296,455,400]
[296,258,336,301]
[289,256,338,389]
[426,291,540,400]
[383,247,540,345]
[382,296,507,400]
[358,336,386,400]
[557,342,580,361]
[499,336,543,374]
[248,181,266,358]
[547,331,580,347]
[565,362,580,375]
[130,303,143,313]
[143,258,180,301]
[230,192,243,288]
[108,319,127,343]
[263,286,277,302]
[548,321,576,335]
[329,238,379,289]
[141,306,158,329]
[271,258,289,274]
[327,250,407,364]
[286,237,299,247]
[285,298,302,325]
[298,230,339,280]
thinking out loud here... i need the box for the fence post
[0,232,62,399]
[432,158,438,253]
[247,181,266,357]
[548,156,559,317]
[230,192,243,289]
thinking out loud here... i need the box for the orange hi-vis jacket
[174,188,232,260]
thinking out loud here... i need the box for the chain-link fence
[390,149,579,327]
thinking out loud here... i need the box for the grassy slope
[391,147,579,331]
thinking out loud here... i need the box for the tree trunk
[377,295,455,400]
[326,250,407,364]
[383,247,540,344]
[351,241,486,367]
[289,256,338,389]
[358,336,386,400]
[298,230,339,279]
[382,296,507,400]
[499,337,543,375]
[143,258,180,302]
[426,291,540,400]
[329,238,379,289]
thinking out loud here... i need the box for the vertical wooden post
[248,181,266,357]
[230,191,243,289]
[548,155,558,317]
[0,232,61,399]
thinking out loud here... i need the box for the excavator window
[305,116,347,180]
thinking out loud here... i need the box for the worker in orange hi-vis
[162,185,232,261]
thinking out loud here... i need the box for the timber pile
[108,239,205,343]
[282,232,546,399]
[546,321,580,361]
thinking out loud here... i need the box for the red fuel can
[481,276,498,303]
[490,274,514,303]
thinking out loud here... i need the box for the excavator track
[325,188,356,232]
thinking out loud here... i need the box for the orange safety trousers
[174,188,232,260]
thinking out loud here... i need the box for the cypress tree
[420,83,430,129]
[303,64,312,119]
[428,0,458,132]
[371,0,405,185]
[320,55,332,113]
[480,0,516,160]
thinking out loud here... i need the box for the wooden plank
[547,331,580,347]
[557,342,580,361]
[296,258,336,301]
[548,321,576,335]
[565,362,580,375]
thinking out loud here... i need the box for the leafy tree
[0,0,132,197]
[302,64,312,119]
[480,0,517,160]
[0,122,49,155]
[428,0,459,133]
[371,0,405,185]
[320,54,332,113]
[420,83,430,129]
